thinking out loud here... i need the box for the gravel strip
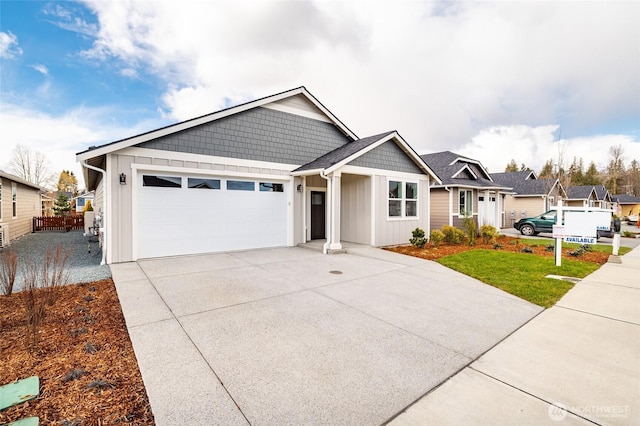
[2,230,111,292]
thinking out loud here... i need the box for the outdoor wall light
[119,173,126,185]
[297,184,303,192]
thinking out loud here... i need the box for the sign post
[554,199,563,266]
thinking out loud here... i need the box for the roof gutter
[80,161,107,265]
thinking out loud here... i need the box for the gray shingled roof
[593,185,611,201]
[567,185,597,200]
[491,171,536,187]
[491,171,559,196]
[420,151,508,189]
[293,131,395,172]
[612,194,640,203]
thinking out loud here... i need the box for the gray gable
[421,151,500,188]
[137,107,352,166]
[567,185,596,199]
[349,139,423,174]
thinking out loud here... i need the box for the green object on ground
[0,376,40,411]
[6,417,39,426]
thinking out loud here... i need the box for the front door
[310,191,326,240]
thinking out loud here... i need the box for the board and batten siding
[374,175,430,247]
[429,189,450,230]
[340,174,371,245]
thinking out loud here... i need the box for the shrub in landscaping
[409,228,428,248]
[462,217,476,246]
[521,246,533,253]
[480,225,499,244]
[622,231,634,238]
[442,225,465,244]
[430,230,444,247]
[546,244,555,252]
[493,243,503,250]
[0,248,18,296]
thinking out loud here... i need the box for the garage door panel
[137,174,288,258]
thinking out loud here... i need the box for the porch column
[484,189,491,226]
[495,193,502,228]
[329,172,342,250]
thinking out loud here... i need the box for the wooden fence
[33,215,84,232]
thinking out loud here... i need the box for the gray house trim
[348,140,423,174]
[137,107,352,166]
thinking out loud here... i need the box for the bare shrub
[0,248,19,295]
[21,257,46,351]
[20,245,72,351]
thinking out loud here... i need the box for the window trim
[12,182,17,219]
[387,178,419,220]
[459,189,473,217]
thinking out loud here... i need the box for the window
[388,180,418,218]
[459,189,472,217]
[227,180,255,191]
[259,182,284,192]
[12,183,17,218]
[77,198,85,207]
[188,178,220,189]
[143,175,182,188]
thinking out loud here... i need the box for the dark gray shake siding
[348,141,423,174]
[136,107,352,165]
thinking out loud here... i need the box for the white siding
[340,174,371,244]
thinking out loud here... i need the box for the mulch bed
[0,279,154,425]
[385,235,611,265]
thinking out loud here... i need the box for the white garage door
[137,174,288,258]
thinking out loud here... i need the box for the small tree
[410,228,427,249]
[462,217,476,246]
[53,193,71,216]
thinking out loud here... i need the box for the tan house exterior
[0,171,42,247]
[612,194,640,218]
[76,87,440,263]
[421,152,512,230]
[491,171,565,227]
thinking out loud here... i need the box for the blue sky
[1,1,638,189]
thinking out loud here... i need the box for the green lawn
[518,239,631,255]
[436,250,601,308]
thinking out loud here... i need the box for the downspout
[319,170,331,254]
[81,161,107,265]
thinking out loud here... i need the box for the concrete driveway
[111,246,542,425]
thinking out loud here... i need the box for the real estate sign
[564,211,611,238]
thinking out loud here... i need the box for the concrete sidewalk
[391,246,640,425]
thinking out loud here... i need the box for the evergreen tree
[583,161,600,185]
[539,159,554,178]
[53,193,71,216]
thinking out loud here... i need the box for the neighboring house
[491,171,565,226]
[612,194,640,218]
[41,191,55,217]
[0,170,42,247]
[76,87,440,263]
[592,185,612,209]
[420,151,511,230]
[74,191,94,213]
[565,185,599,208]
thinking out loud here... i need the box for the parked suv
[514,210,618,238]
[514,210,556,236]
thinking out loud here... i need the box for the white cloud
[0,31,23,58]
[31,64,49,76]
[76,1,638,157]
[457,125,639,174]
[3,0,637,191]
[0,103,162,189]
